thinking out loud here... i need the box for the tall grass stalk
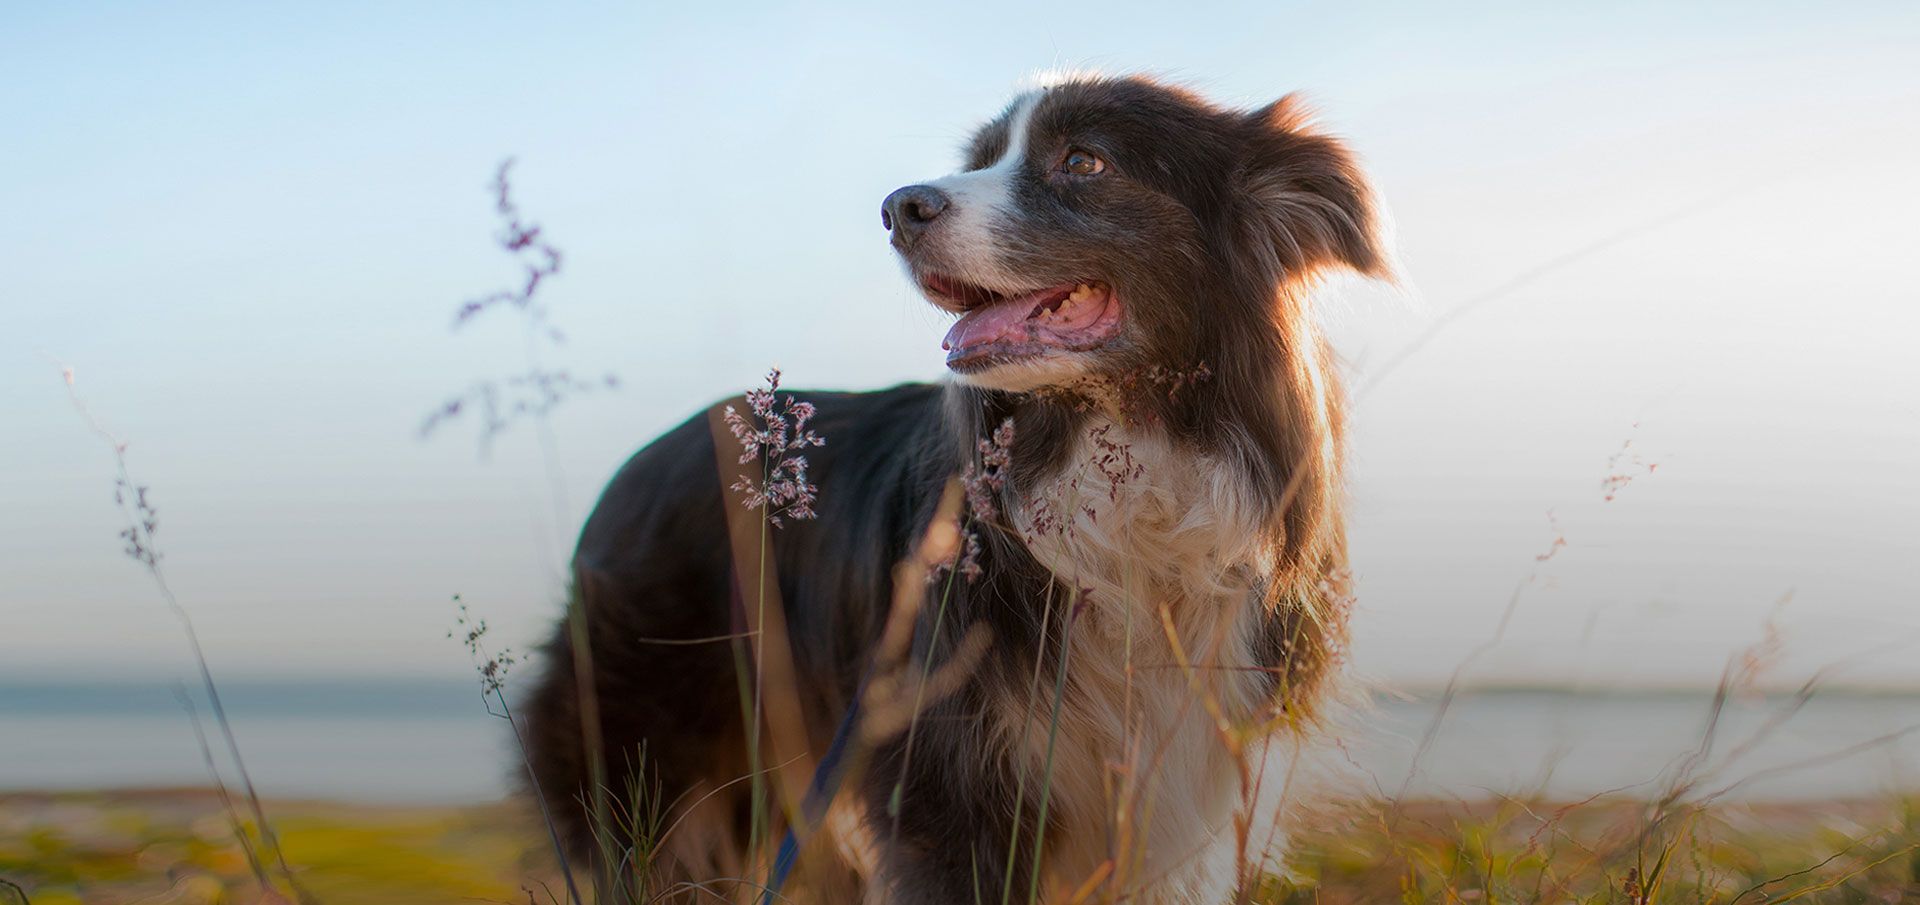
[883,515,971,824]
[61,367,310,904]
[175,685,272,891]
[1026,588,1082,905]
[427,159,628,903]
[710,375,825,897]
[452,600,586,905]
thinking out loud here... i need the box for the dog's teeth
[1068,283,1094,303]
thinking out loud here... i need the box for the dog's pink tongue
[942,296,1042,352]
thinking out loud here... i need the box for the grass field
[4,790,1915,904]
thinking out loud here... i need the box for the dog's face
[883,76,1385,394]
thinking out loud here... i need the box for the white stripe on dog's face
[920,92,1040,293]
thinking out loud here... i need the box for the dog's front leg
[861,707,1037,904]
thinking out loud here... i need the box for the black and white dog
[526,74,1388,904]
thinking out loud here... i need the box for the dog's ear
[1242,94,1391,282]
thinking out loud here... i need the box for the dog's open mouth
[921,274,1123,371]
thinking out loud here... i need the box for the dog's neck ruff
[1016,418,1275,601]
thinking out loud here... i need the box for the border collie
[526,74,1388,904]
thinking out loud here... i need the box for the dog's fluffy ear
[1242,94,1392,282]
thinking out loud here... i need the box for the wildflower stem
[496,689,587,905]
[175,685,271,889]
[707,382,821,891]
[747,461,771,882]
[999,575,1059,905]
[63,370,309,902]
[1027,588,1081,905]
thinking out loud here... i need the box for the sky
[3,1,1918,690]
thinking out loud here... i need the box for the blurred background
[4,0,1918,811]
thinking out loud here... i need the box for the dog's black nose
[881,184,950,249]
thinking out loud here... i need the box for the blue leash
[760,678,865,903]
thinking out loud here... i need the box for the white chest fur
[995,422,1279,903]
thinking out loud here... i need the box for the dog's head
[884,75,1389,394]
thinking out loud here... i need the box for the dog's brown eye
[1062,149,1106,176]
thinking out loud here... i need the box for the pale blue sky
[4,1,1918,688]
